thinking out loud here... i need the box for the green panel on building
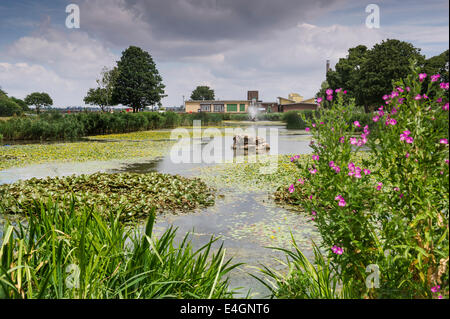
[227,104,237,112]
[240,104,245,112]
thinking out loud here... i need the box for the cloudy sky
[0,0,448,107]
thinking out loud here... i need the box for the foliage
[9,97,30,112]
[0,172,215,221]
[24,92,53,114]
[254,239,356,299]
[0,96,22,116]
[324,39,425,112]
[281,66,449,298]
[84,66,119,112]
[112,46,166,112]
[423,49,449,84]
[190,85,215,101]
[0,199,238,298]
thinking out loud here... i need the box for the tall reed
[0,198,240,299]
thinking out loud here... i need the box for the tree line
[317,39,449,112]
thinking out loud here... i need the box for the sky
[0,0,448,108]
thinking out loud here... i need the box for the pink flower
[382,95,389,100]
[398,98,405,104]
[339,136,345,143]
[363,168,371,175]
[326,95,333,101]
[391,107,398,115]
[389,118,397,125]
[326,89,333,95]
[309,168,317,174]
[405,136,414,144]
[440,139,448,144]
[309,195,313,200]
[305,127,310,132]
[414,94,422,100]
[399,193,404,198]
[317,97,323,103]
[373,115,380,122]
[333,166,341,173]
[393,187,399,192]
[312,154,319,161]
[443,103,449,111]
[440,82,449,90]
[376,182,383,191]
[338,199,346,207]
[406,152,410,158]
[298,178,304,184]
[288,184,295,193]
[431,74,440,82]
[354,121,361,128]
[348,162,355,171]
[350,137,357,145]
[418,73,427,82]
[335,88,342,93]
[332,245,344,255]
[329,161,335,167]
[396,87,404,93]
[312,123,316,128]
[431,285,441,293]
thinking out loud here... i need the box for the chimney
[326,60,330,74]
[247,90,259,101]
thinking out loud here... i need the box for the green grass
[0,199,240,299]
[253,237,356,299]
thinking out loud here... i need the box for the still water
[0,124,317,297]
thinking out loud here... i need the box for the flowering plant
[287,67,449,298]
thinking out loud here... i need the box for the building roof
[186,100,251,103]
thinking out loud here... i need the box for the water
[0,124,316,297]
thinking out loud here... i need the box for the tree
[322,39,424,112]
[84,67,118,112]
[0,96,22,116]
[422,49,449,83]
[190,86,215,100]
[10,97,30,112]
[24,92,53,114]
[0,87,7,98]
[112,46,166,113]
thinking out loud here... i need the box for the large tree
[190,85,215,100]
[112,46,166,113]
[323,39,424,112]
[24,92,53,114]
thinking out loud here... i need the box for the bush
[283,67,449,298]
[0,97,22,116]
[0,111,189,141]
[282,111,307,129]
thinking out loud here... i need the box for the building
[277,93,317,112]
[184,90,317,113]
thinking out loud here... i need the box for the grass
[0,172,216,221]
[0,199,240,299]
[253,237,356,299]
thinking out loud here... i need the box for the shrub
[283,67,449,298]
[0,97,22,116]
[282,111,306,129]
